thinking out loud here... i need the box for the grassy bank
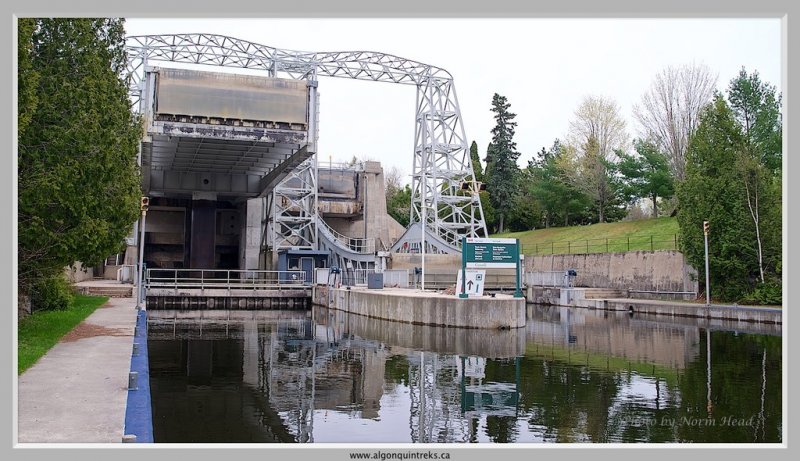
[18,294,109,374]
[526,341,681,387]
[494,217,680,254]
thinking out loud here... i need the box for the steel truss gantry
[125,33,487,254]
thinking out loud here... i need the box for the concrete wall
[319,161,404,251]
[65,262,94,283]
[526,250,698,293]
[362,161,405,250]
[238,198,263,271]
[389,254,460,270]
[314,287,525,329]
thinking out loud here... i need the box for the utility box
[563,269,577,288]
[367,273,384,289]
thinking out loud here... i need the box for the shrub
[30,274,75,311]
[739,279,782,306]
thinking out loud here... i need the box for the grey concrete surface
[526,250,699,293]
[17,296,137,444]
[314,286,525,329]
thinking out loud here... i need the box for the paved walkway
[17,295,138,443]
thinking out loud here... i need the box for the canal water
[146,305,782,443]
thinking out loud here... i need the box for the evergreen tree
[386,184,412,227]
[469,140,484,183]
[18,18,39,136]
[485,93,521,233]
[727,69,782,289]
[526,140,589,228]
[677,95,780,302]
[616,140,675,218]
[18,19,142,295]
[727,68,782,175]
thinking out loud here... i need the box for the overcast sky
[125,18,782,184]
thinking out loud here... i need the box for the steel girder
[410,77,488,251]
[125,33,487,254]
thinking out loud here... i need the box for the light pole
[703,220,710,306]
[136,197,149,309]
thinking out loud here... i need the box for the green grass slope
[493,217,680,254]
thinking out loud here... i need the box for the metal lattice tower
[125,33,487,254]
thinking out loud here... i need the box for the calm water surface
[147,305,782,443]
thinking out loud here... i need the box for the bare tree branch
[634,63,717,181]
[568,95,627,161]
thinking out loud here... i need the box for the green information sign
[463,238,519,268]
[460,237,523,298]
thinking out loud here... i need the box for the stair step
[584,290,625,299]
[75,286,133,298]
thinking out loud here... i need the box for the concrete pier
[313,286,525,329]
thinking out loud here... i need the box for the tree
[568,95,627,162]
[727,68,782,175]
[677,92,780,302]
[634,63,717,181]
[485,93,521,233]
[17,18,39,136]
[727,69,783,284]
[384,166,404,199]
[566,96,627,223]
[469,141,484,183]
[616,139,675,218]
[477,191,497,234]
[18,19,142,295]
[386,184,412,228]
[534,142,592,227]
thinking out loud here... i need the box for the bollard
[122,434,137,443]
[132,343,140,357]
[128,371,138,390]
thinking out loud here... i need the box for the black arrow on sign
[467,280,474,290]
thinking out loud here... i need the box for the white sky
[125,18,782,184]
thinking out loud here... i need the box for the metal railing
[145,269,308,291]
[339,268,375,287]
[317,218,376,254]
[409,271,518,291]
[116,264,137,283]
[521,233,679,255]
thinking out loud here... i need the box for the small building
[277,249,330,284]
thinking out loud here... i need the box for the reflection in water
[147,305,782,443]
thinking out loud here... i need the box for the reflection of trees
[511,355,621,442]
[673,331,781,443]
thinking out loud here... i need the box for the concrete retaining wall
[607,299,782,324]
[525,286,781,324]
[526,250,698,293]
[65,262,94,283]
[314,286,525,329]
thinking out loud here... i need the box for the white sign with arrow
[456,269,486,297]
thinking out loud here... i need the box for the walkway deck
[17,295,138,443]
